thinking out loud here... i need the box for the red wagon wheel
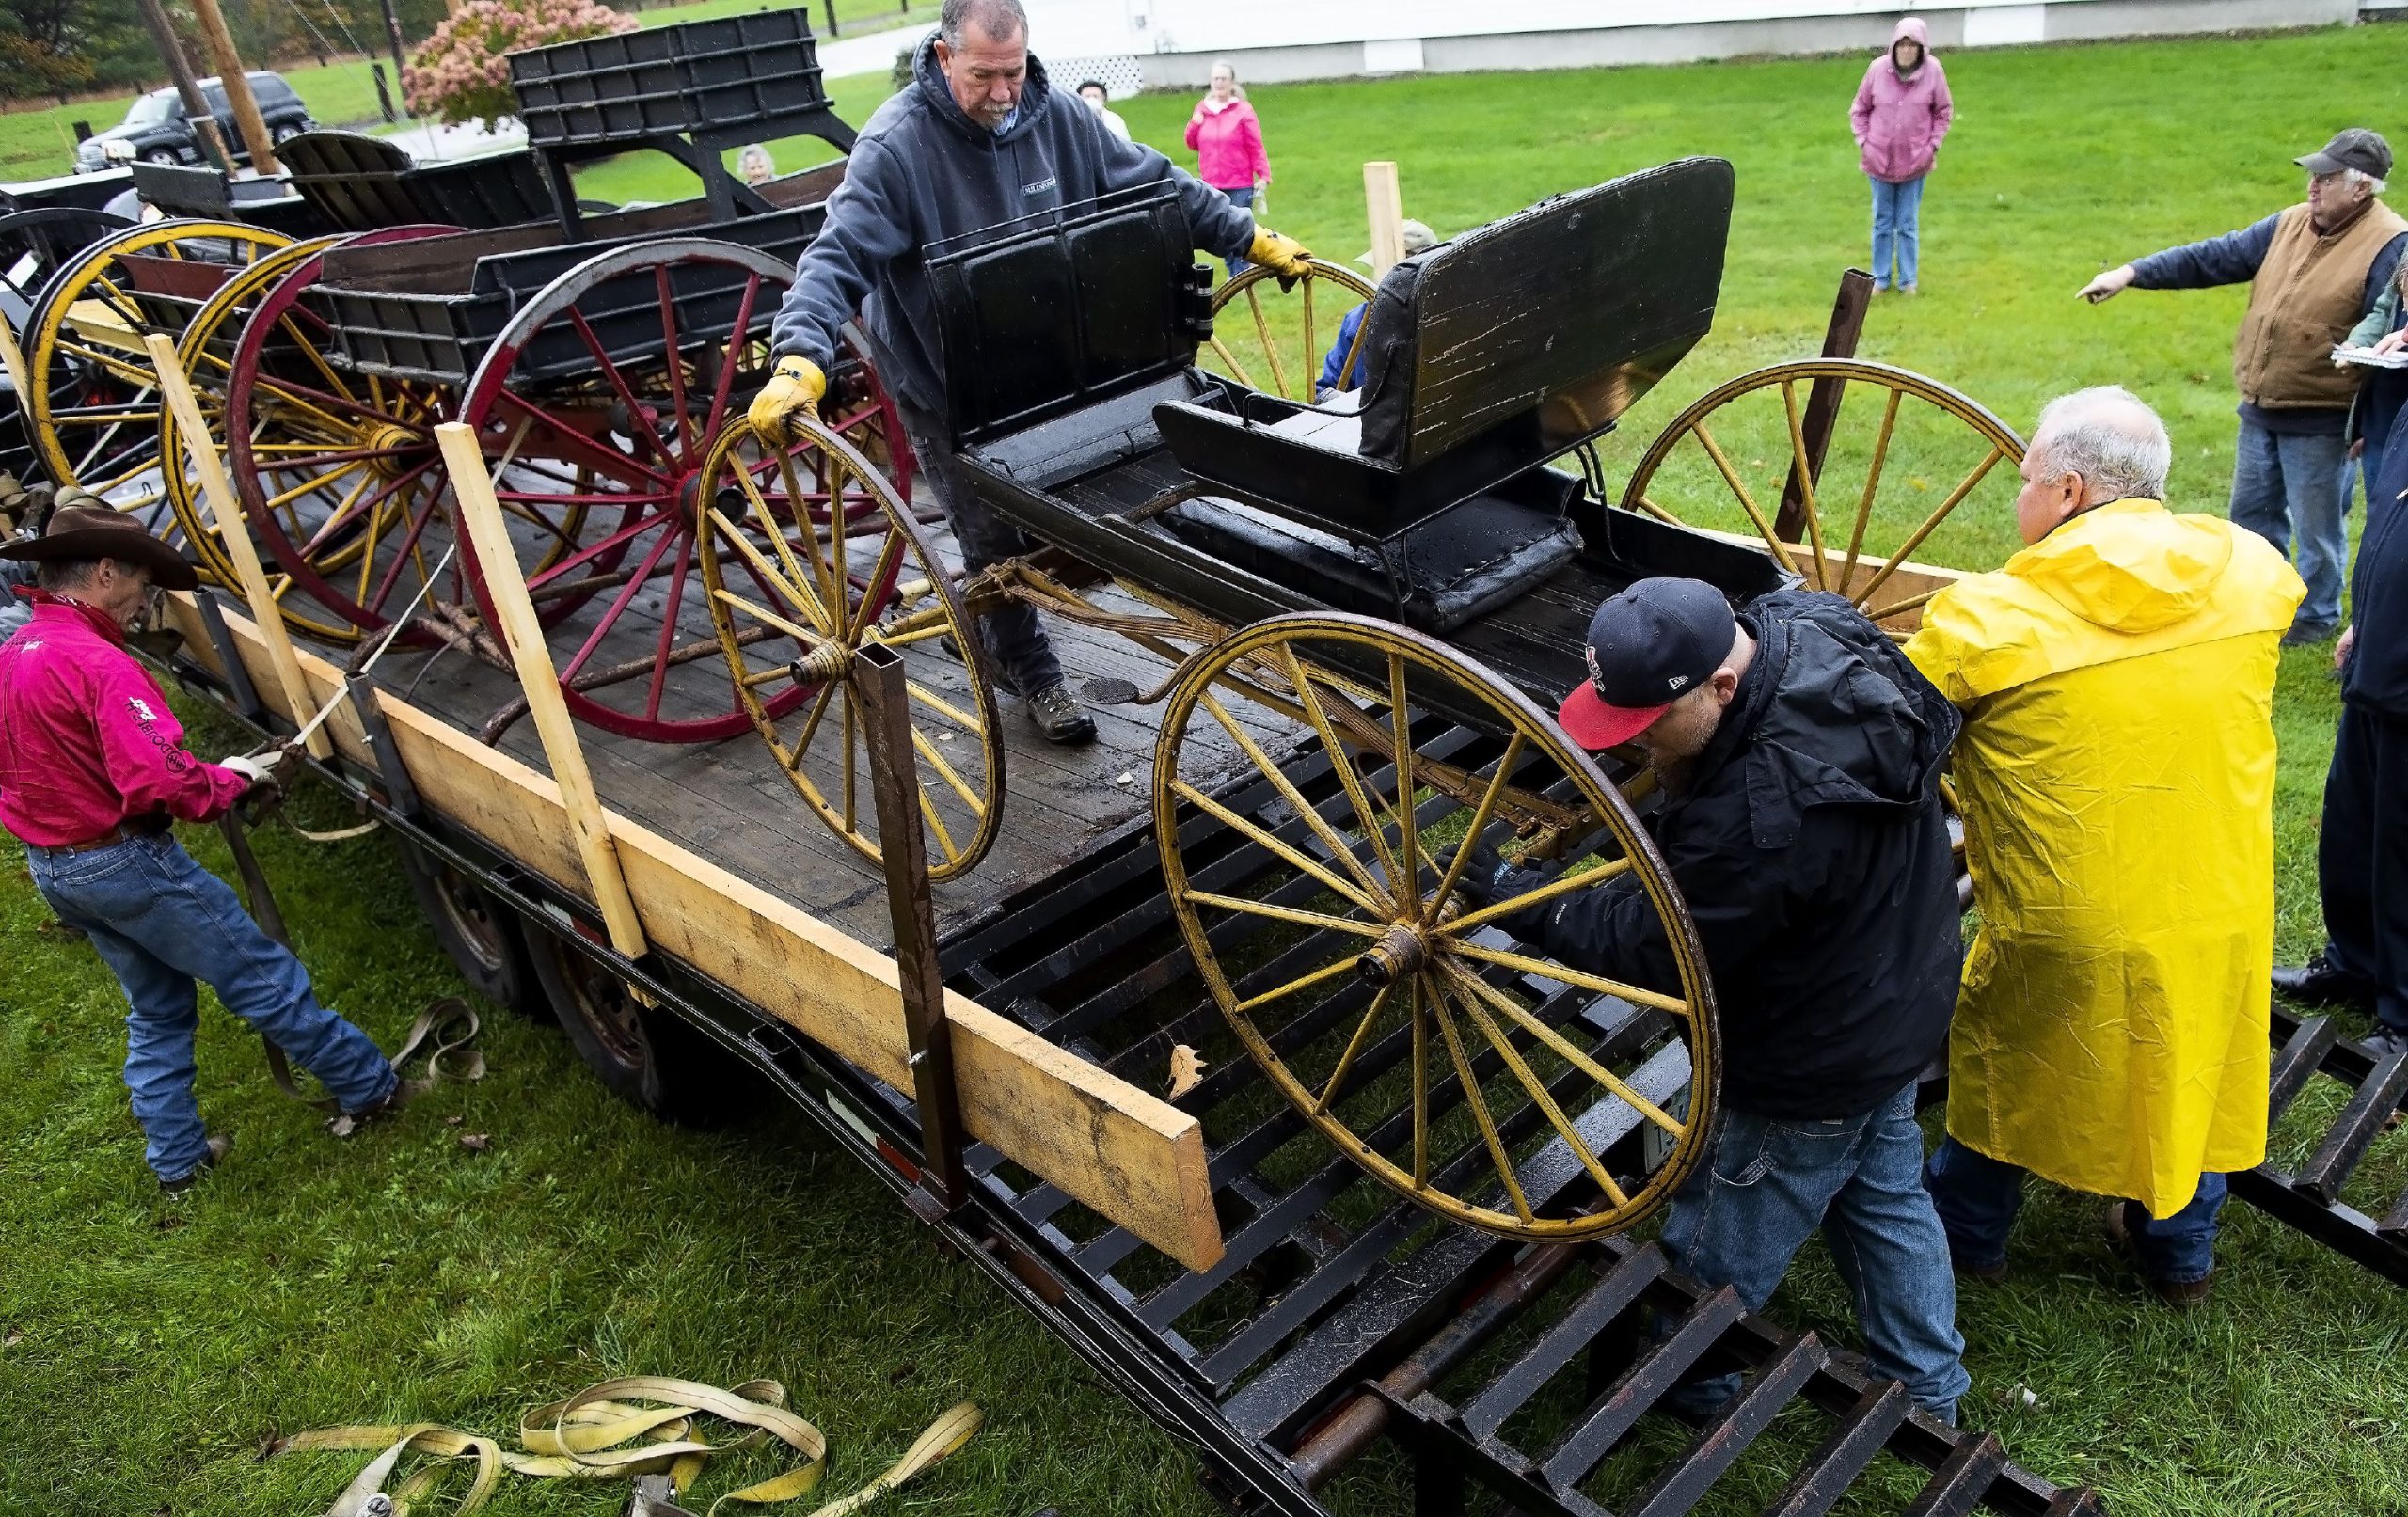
[454,238,911,744]
[218,225,514,644]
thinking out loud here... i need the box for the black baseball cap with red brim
[1556,577,1738,750]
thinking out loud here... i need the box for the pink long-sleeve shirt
[1184,98,1269,191]
[0,593,248,847]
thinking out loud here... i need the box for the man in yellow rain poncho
[1904,387,2304,1307]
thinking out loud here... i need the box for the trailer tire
[398,841,545,1019]
[526,928,763,1128]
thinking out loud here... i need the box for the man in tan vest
[2079,129,2406,645]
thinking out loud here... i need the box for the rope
[273,1379,982,1517]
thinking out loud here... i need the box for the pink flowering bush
[404,0,639,129]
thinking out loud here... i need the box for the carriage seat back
[279,131,554,233]
[1354,157,1734,470]
[927,184,1214,446]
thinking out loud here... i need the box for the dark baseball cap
[1556,577,1736,750]
[2297,128,2392,181]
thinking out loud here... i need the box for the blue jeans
[1869,175,1925,291]
[2231,420,2350,628]
[1924,1136,2226,1286]
[1220,185,1255,278]
[2343,435,2387,529]
[895,400,1064,698]
[1659,1082,1968,1420]
[27,831,396,1182]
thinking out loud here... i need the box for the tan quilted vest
[2233,198,2408,410]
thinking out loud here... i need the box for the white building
[1030,0,2373,95]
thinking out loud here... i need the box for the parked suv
[72,73,316,173]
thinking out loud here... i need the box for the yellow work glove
[1246,228,1313,287]
[747,354,827,443]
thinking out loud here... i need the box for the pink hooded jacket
[1185,97,1270,192]
[1851,17,1953,183]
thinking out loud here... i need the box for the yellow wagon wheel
[24,219,294,539]
[1621,359,2025,629]
[1203,257,1379,402]
[697,415,1004,882]
[156,235,334,603]
[1154,613,1718,1241]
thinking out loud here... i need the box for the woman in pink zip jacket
[1187,59,1271,277]
[1850,16,1953,294]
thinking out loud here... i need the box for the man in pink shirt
[0,508,397,1191]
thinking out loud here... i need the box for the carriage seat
[1152,157,1735,546]
[278,130,555,233]
[1161,470,1582,635]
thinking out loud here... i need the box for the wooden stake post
[186,0,282,176]
[1363,161,1406,279]
[435,422,649,964]
[130,0,234,174]
[0,308,31,428]
[1774,268,1876,542]
[145,333,332,760]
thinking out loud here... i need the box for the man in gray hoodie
[752,0,1310,743]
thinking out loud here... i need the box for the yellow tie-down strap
[273,1376,983,1517]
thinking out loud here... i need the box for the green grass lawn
[8,22,2408,1516]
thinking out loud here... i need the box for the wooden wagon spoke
[1235,949,1365,1018]
[274,310,360,404]
[840,687,858,831]
[1836,385,1907,593]
[1310,981,1395,1112]
[1442,855,1632,936]
[742,466,835,629]
[263,462,369,514]
[705,507,823,633]
[1410,978,1431,1186]
[493,389,676,489]
[1853,446,2006,607]
[1864,587,1941,624]
[531,503,683,586]
[1424,977,1535,1224]
[1205,335,1259,391]
[642,531,698,722]
[703,277,762,444]
[909,725,987,820]
[1779,377,1831,589]
[1279,649,1405,893]
[1183,889,1390,940]
[784,683,840,768]
[654,266,697,458]
[1441,938,1690,1017]
[917,773,962,864]
[1243,284,1292,399]
[1439,963,1688,1141]
[1690,419,1804,578]
[1427,732,1526,923]
[1439,972,1629,1208]
[710,586,819,644]
[901,680,984,735]
[1386,652,1420,901]
[1168,778,1380,915]
[846,530,909,641]
[559,526,683,682]
[1196,690,1389,903]
[53,337,155,387]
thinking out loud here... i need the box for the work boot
[1022,682,1097,745]
[2362,1028,2408,1061]
[2104,1201,2212,1309]
[160,1134,232,1193]
[2273,954,2376,1008]
[328,1078,410,1137]
[2281,619,2339,648]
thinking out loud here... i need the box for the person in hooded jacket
[1849,17,1952,295]
[2278,397,2408,1058]
[753,0,1311,746]
[1906,387,2304,1308]
[1465,577,1970,1423]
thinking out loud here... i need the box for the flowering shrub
[404,0,639,129]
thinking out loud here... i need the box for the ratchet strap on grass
[264,995,484,1116]
[276,1377,983,1517]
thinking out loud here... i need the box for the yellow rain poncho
[1904,499,2304,1215]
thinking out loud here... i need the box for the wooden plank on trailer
[1696,525,1968,630]
[438,422,648,962]
[160,593,1226,1272]
[144,332,334,760]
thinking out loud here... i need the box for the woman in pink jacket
[1186,60,1271,277]
[1850,17,1953,294]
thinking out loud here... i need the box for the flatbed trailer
[152,549,2104,1517]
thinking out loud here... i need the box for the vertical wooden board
[156,594,1227,1271]
[1363,160,1405,279]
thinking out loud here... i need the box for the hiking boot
[2282,619,2339,648]
[1022,682,1097,745]
[2273,954,2376,1008]
[159,1134,231,1193]
[2104,1201,2212,1309]
[1951,1250,2008,1285]
[2362,1028,2408,1061]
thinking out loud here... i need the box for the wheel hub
[1356,923,1429,987]
[367,421,425,479]
[789,639,854,686]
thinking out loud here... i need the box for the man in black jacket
[2277,403,2408,1057]
[750,0,1311,744]
[1470,577,1969,1420]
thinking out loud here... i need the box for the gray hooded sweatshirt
[769,36,1257,421]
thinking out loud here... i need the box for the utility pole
[129,0,233,173]
[380,0,410,84]
[186,0,282,175]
